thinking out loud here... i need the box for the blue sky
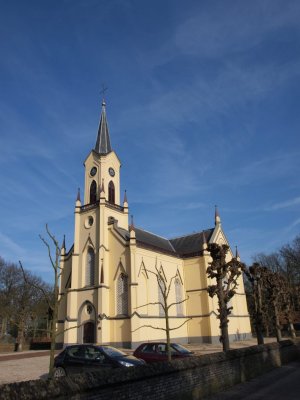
[1,0,300,283]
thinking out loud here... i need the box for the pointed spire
[202,230,207,251]
[61,234,66,256]
[129,215,135,231]
[235,246,240,260]
[61,235,66,250]
[129,215,136,241]
[215,205,221,226]
[123,190,128,204]
[76,188,81,207]
[95,100,112,154]
[76,188,81,202]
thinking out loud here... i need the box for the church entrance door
[83,321,95,343]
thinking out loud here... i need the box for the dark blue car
[53,344,145,378]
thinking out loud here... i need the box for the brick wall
[0,340,299,400]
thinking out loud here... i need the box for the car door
[138,343,158,363]
[83,346,115,372]
[156,344,168,361]
[63,345,86,374]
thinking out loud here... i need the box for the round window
[85,216,94,228]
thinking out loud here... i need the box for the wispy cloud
[284,217,300,232]
[174,0,300,58]
[0,232,25,258]
[266,196,300,211]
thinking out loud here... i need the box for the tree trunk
[48,284,59,377]
[273,303,282,342]
[221,323,230,352]
[218,277,230,352]
[255,284,264,345]
[16,320,25,352]
[255,319,264,345]
[264,319,270,337]
[165,307,171,362]
[288,319,296,339]
[1,317,7,338]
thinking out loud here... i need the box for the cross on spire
[100,84,108,105]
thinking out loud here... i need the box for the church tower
[58,100,130,345]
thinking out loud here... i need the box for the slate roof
[113,221,214,258]
[95,101,112,154]
[135,228,177,254]
[169,229,214,257]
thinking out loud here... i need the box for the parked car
[53,344,145,378]
[133,342,193,363]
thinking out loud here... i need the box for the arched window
[175,277,183,315]
[86,248,95,286]
[139,273,148,315]
[158,276,165,316]
[108,181,115,204]
[117,273,128,315]
[90,180,97,204]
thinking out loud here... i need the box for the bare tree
[280,236,300,310]
[261,268,284,342]
[0,259,49,350]
[280,277,297,339]
[0,260,19,340]
[133,264,191,362]
[243,263,265,345]
[19,225,63,376]
[206,243,245,352]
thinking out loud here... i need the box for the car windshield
[100,346,127,357]
[172,344,191,354]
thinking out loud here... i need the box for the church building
[57,100,251,348]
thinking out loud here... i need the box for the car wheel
[53,367,66,379]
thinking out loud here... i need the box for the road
[207,361,300,400]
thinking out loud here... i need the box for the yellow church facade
[57,101,251,348]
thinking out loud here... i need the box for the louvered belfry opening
[90,180,97,204]
[108,180,115,204]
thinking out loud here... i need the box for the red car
[133,342,193,363]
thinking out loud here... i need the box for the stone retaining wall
[0,340,299,400]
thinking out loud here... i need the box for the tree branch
[168,318,192,331]
[19,261,52,310]
[131,324,166,333]
[167,296,189,311]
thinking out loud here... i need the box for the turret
[76,188,81,207]
[215,205,221,226]
[61,235,66,256]
[129,215,136,241]
[235,246,240,261]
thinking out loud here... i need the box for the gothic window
[158,276,165,316]
[139,273,148,315]
[108,181,115,204]
[90,180,97,204]
[175,277,183,315]
[117,273,128,315]
[86,248,95,286]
